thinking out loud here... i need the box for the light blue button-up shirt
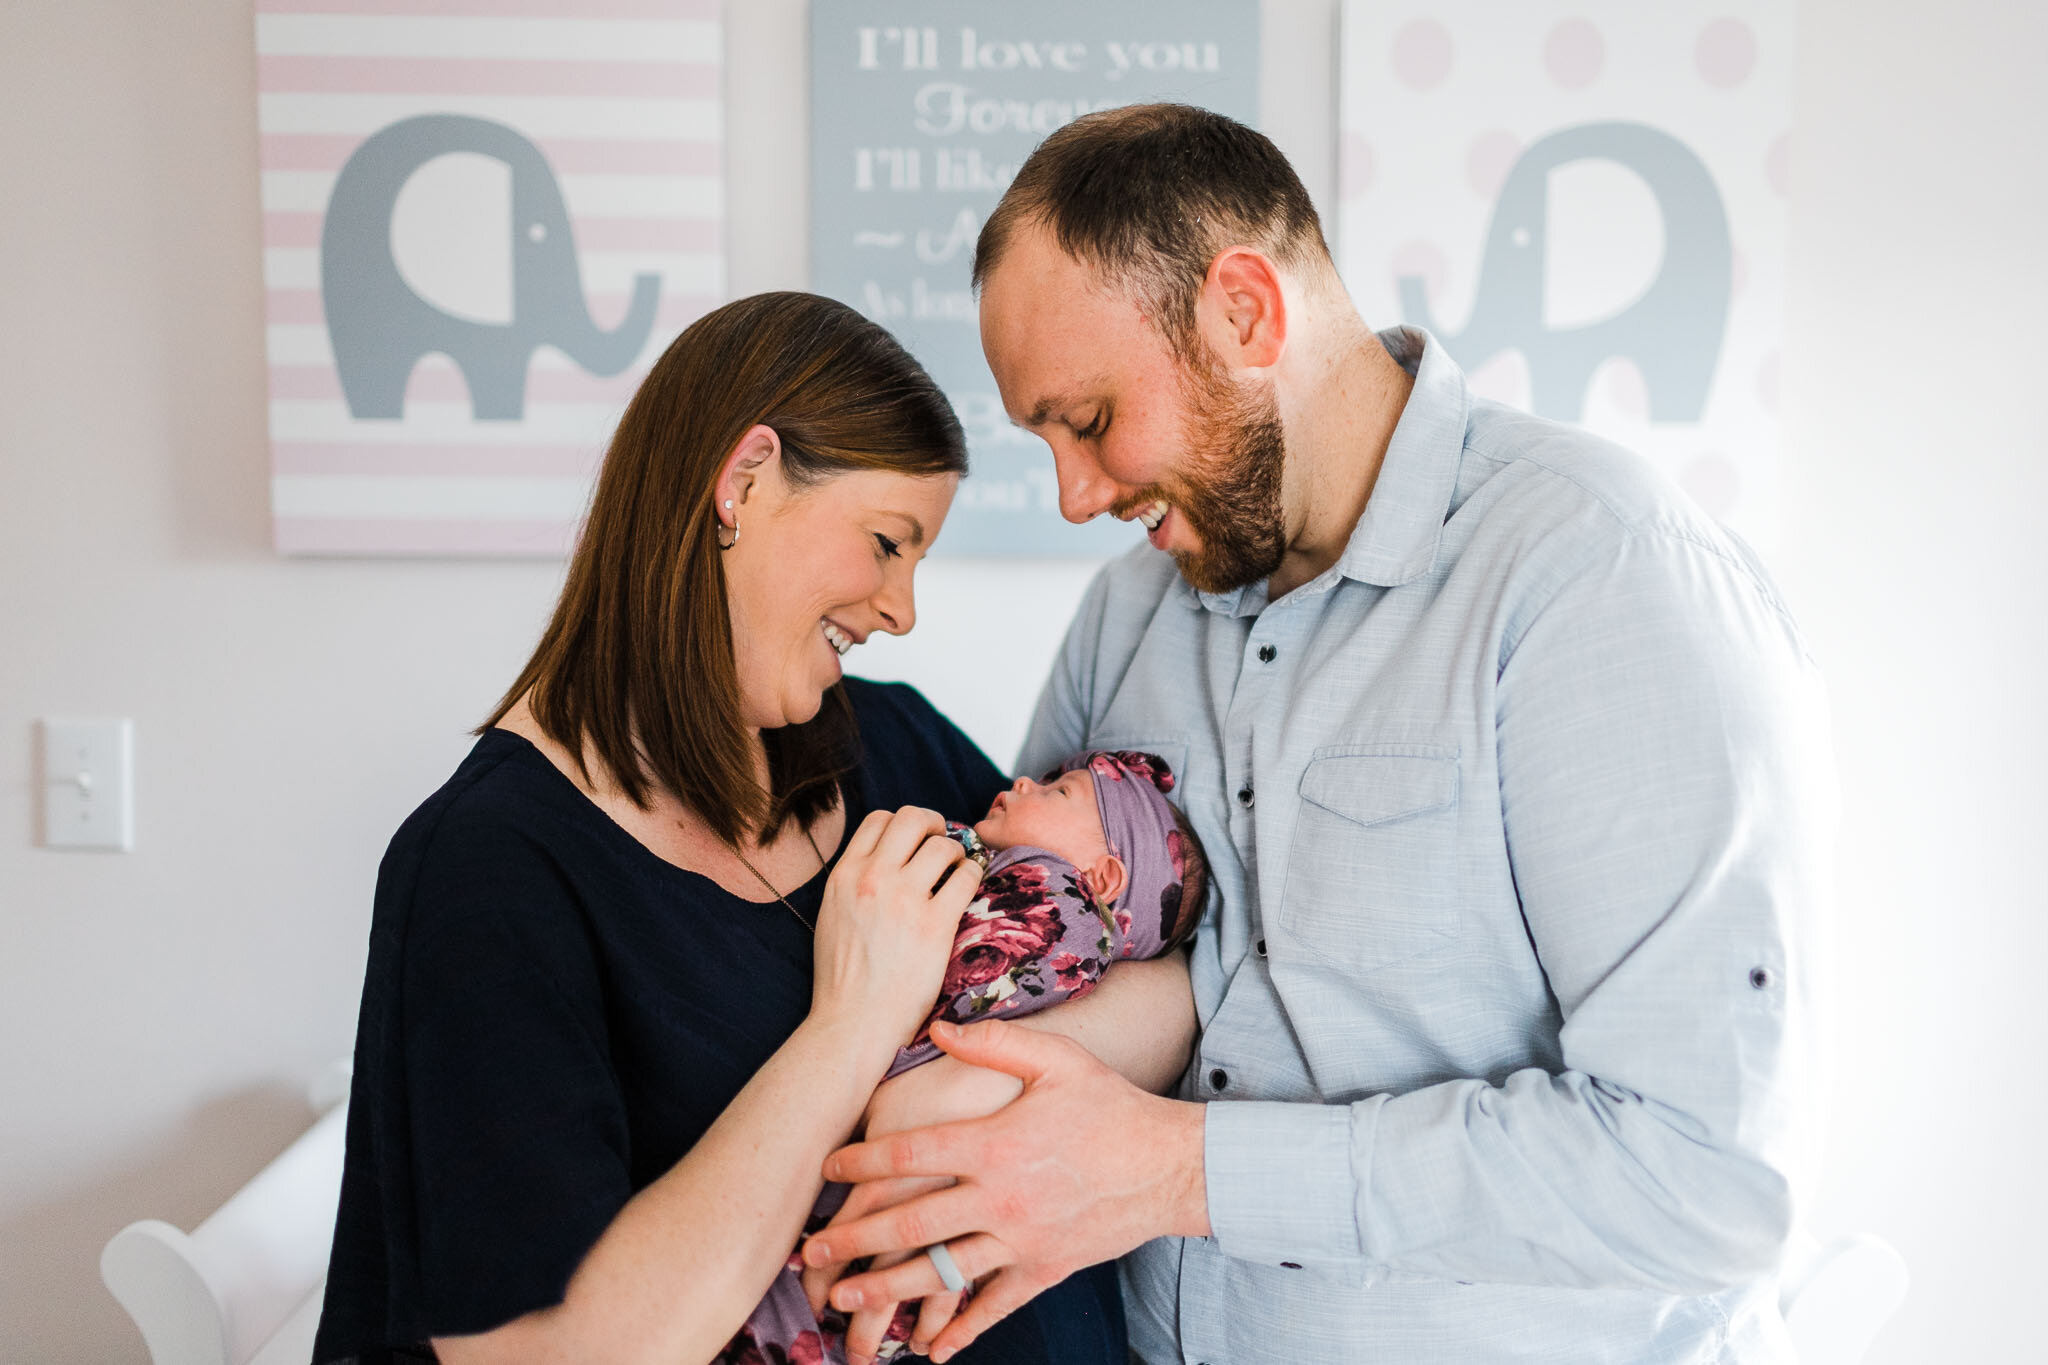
[1015,329,1835,1363]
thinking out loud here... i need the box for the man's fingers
[831,1233,1014,1316]
[829,1173,925,1228]
[801,1176,946,1309]
[927,1264,1059,1363]
[927,1015,1080,1086]
[805,1183,987,1269]
[823,1113,985,1186]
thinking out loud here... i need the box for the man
[804,104,1834,1363]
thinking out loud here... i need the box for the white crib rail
[102,1070,350,1365]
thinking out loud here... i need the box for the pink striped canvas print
[256,0,725,556]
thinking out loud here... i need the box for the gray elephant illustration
[1401,120,1731,424]
[322,114,660,421]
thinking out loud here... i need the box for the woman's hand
[810,806,983,1068]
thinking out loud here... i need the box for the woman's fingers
[843,1249,919,1364]
[809,804,970,1042]
[801,1257,834,1319]
[841,807,896,861]
[932,853,985,913]
[910,1287,966,1356]
[871,805,946,869]
[906,829,968,896]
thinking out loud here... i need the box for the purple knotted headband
[1054,750,1192,958]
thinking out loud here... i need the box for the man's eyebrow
[1021,379,1111,428]
[1022,396,1067,427]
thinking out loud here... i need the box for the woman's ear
[1080,853,1128,908]
[715,424,784,525]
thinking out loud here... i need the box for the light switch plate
[41,717,134,851]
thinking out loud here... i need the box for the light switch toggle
[41,717,135,851]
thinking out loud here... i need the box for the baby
[721,750,1209,1365]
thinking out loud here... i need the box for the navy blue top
[314,678,1124,1363]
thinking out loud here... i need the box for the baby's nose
[1012,775,1036,794]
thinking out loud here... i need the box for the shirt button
[1256,938,1267,957]
[1257,644,1276,663]
[1236,786,1254,808]
[1209,1067,1229,1091]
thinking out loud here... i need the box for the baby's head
[973,750,1208,952]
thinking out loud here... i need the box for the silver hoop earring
[718,519,739,550]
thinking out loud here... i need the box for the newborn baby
[721,750,1209,1365]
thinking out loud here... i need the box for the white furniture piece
[102,1061,352,1365]
[1779,1226,1912,1364]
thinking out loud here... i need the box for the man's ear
[1080,853,1128,908]
[714,424,784,525]
[1197,245,1288,372]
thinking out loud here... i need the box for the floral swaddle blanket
[719,752,1195,1365]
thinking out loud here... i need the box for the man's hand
[801,1018,1210,1361]
[801,1053,1025,1361]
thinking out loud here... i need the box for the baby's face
[973,769,1109,864]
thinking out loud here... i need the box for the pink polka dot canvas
[1337,1,1792,546]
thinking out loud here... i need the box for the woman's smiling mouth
[821,619,859,656]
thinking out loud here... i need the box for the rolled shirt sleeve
[1204,1098,1370,1264]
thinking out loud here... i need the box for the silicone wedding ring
[925,1241,968,1292]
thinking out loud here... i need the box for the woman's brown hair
[482,291,967,845]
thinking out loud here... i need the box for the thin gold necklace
[732,824,829,931]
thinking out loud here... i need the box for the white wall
[0,1,2039,1360]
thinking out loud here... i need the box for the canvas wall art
[811,0,1262,557]
[257,0,725,556]
[1338,1,1792,546]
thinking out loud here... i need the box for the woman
[312,292,1196,1365]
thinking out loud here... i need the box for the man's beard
[1163,359,1288,595]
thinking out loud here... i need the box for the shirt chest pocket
[1278,748,1463,975]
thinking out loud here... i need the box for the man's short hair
[973,103,1334,359]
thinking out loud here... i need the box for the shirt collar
[1335,326,1469,589]
[1175,326,1470,614]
